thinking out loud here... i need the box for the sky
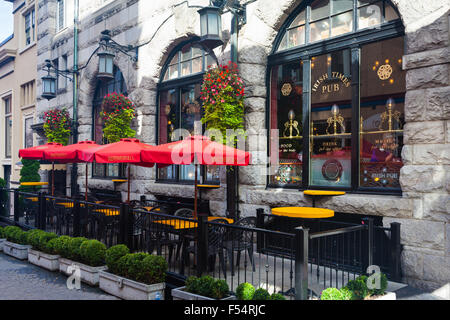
[0,1,13,44]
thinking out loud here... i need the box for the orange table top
[303,190,346,196]
[20,182,49,186]
[271,207,334,219]
[153,217,234,229]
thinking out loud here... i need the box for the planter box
[372,292,396,300]
[0,239,5,252]
[99,270,165,300]
[171,286,235,301]
[59,257,107,286]
[2,241,31,260]
[28,248,60,271]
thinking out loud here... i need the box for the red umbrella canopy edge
[43,141,100,163]
[19,142,63,160]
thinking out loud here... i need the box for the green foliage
[27,229,46,249]
[116,252,168,285]
[67,237,89,261]
[345,276,369,300]
[200,62,245,146]
[79,239,107,267]
[105,244,130,274]
[270,293,287,300]
[43,108,72,145]
[0,226,5,238]
[4,226,28,244]
[18,159,41,193]
[252,288,271,300]
[44,237,59,255]
[185,276,230,299]
[4,226,21,241]
[320,288,344,300]
[210,279,229,300]
[368,272,388,296]
[52,235,72,258]
[101,93,136,143]
[339,287,355,300]
[236,282,256,300]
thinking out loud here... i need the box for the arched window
[269,0,405,193]
[157,40,219,183]
[92,66,127,178]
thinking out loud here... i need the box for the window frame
[24,8,35,46]
[156,39,220,186]
[56,0,66,32]
[4,96,12,159]
[267,0,404,195]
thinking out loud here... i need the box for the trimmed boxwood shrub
[79,239,106,267]
[67,237,88,261]
[184,275,230,300]
[345,276,369,300]
[253,288,271,300]
[4,226,22,242]
[38,232,58,252]
[0,226,5,238]
[27,229,46,249]
[368,272,388,296]
[236,282,256,300]
[45,237,59,255]
[320,288,344,300]
[116,252,168,286]
[105,244,130,274]
[270,293,286,300]
[52,235,72,258]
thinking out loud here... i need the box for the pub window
[269,0,404,193]
[158,41,219,184]
[92,67,128,178]
[4,96,12,158]
[24,116,34,149]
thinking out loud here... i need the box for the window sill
[18,42,36,55]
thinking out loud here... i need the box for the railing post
[13,189,20,223]
[197,215,208,277]
[73,199,81,237]
[38,192,46,230]
[119,203,134,251]
[294,226,309,300]
[256,208,265,253]
[362,218,374,273]
[390,222,401,281]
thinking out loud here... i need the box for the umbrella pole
[127,165,131,204]
[194,163,198,219]
[52,162,55,196]
[85,163,88,201]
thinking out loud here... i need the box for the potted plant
[100,93,136,143]
[43,108,72,146]
[171,275,235,300]
[0,226,6,252]
[2,226,32,260]
[27,229,60,271]
[234,282,286,300]
[99,245,168,300]
[58,237,108,286]
[320,273,395,300]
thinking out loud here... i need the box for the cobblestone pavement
[0,253,118,300]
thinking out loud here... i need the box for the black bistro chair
[222,217,256,276]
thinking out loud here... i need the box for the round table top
[271,207,334,218]
[20,182,49,186]
[303,190,346,196]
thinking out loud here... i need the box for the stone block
[245,97,266,113]
[429,86,450,120]
[401,249,424,280]
[422,254,450,283]
[239,165,267,186]
[405,89,428,122]
[413,144,450,165]
[400,165,446,192]
[404,121,445,144]
[406,64,449,91]
[403,47,450,70]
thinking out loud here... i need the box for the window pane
[181,46,192,62]
[358,1,382,30]
[180,164,200,181]
[159,89,177,144]
[311,0,330,21]
[278,33,288,51]
[310,19,330,42]
[5,115,12,158]
[288,25,306,47]
[290,10,306,27]
[206,166,220,182]
[270,63,303,186]
[331,11,353,37]
[360,37,405,189]
[310,50,352,187]
[331,0,353,15]
[107,163,120,177]
[192,56,202,74]
[180,84,202,134]
[25,117,33,148]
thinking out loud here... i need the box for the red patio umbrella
[141,136,251,218]
[79,138,156,203]
[19,142,63,196]
[43,141,100,201]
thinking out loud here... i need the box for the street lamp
[41,61,57,100]
[198,5,223,51]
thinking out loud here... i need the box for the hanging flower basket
[100,92,136,143]
[43,108,72,146]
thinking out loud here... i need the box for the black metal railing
[0,188,402,300]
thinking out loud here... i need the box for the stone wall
[35,0,450,292]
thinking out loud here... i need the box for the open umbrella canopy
[19,142,63,160]
[78,138,156,167]
[43,140,100,163]
[140,135,251,166]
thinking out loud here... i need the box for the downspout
[71,0,80,197]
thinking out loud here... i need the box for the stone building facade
[34,0,449,292]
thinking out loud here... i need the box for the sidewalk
[0,253,117,300]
